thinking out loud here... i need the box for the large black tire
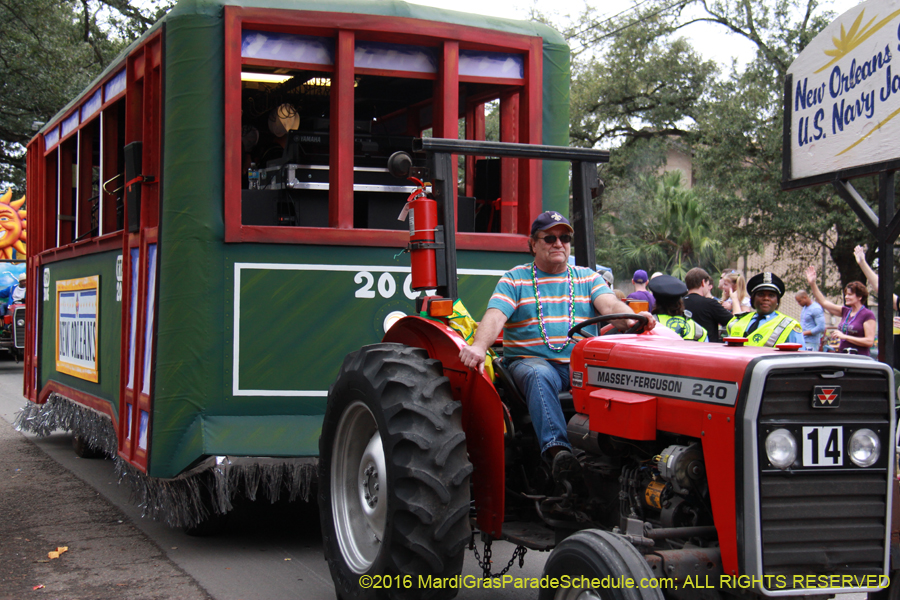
[539,530,665,600]
[319,343,472,600]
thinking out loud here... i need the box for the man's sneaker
[551,449,582,485]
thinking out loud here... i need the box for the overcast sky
[406,0,863,70]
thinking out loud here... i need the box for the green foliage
[564,7,717,149]
[687,0,877,292]
[597,170,727,279]
[541,0,883,293]
[0,0,174,192]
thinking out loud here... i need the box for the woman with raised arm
[804,265,876,356]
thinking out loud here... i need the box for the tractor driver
[459,211,655,485]
[726,272,804,348]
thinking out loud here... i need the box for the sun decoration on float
[0,190,27,259]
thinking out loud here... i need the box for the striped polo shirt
[488,263,612,363]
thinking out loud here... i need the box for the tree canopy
[543,0,886,292]
[0,0,173,191]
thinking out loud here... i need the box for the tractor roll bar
[414,138,610,162]
[412,138,608,302]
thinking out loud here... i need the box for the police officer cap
[747,272,785,298]
[647,275,688,299]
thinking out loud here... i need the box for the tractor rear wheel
[539,529,664,600]
[319,343,472,600]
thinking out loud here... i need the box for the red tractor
[318,139,897,599]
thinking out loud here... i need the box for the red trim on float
[237,8,539,50]
[435,41,460,227]
[37,232,125,264]
[239,58,335,72]
[224,6,243,245]
[330,30,355,229]
[39,382,117,422]
[459,75,524,86]
[499,91,519,234]
[224,6,543,246]
[233,226,530,252]
[353,67,435,80]
[520,37,542,235]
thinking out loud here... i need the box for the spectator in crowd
[727,272,805,347]
[683,268,734,343]
[649,275,707,341]
[627,269,655,311]
[795,290,826,351]
[719,271,751,315]
[853,244,900,364]
[805,265,875,356]
[601,270,615,288]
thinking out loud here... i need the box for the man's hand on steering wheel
[567,311,654,339]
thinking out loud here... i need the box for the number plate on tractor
[802,426,843,467]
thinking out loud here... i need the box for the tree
[597,170,728,278]
[685,0,878,292]
[544,0,883,292]
[562,7,717,150]
[0,0,174,192]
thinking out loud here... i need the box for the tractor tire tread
[321,343,471,600]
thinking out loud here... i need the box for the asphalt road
[0,364,549,600]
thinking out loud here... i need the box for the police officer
[648,275,708,342]
[726,272,804,347]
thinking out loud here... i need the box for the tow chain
[470,535,527,578]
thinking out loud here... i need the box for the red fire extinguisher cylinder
[408,194,438,291]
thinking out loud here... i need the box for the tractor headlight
[849,428,880,467]
[765,428,797,470]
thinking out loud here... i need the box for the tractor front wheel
[318,343,472,600]
[539,529,664,600]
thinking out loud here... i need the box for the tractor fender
[383,316,505,537]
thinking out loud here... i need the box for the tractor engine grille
[756,368,890,587]
[13,306,25,350]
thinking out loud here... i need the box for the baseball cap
[530,211,574,235]
[17,274,25,283]
[633,269,648,283]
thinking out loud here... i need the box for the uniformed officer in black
[726,272,804,347]
[648,275,708,342]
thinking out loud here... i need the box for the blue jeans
[508,358,571,456]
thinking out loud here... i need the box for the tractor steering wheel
[567,313,650,339]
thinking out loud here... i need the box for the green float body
[36,0,571,479]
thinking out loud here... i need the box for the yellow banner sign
[56,276,99,382]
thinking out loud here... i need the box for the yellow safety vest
[657,314,708,342]
[727,311,801,347]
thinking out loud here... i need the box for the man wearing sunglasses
[459,211,654,487]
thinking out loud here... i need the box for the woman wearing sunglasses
[804,265,875,356]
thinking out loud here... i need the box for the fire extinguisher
[404,178,439,291]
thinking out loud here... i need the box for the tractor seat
[492,356,574,412]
